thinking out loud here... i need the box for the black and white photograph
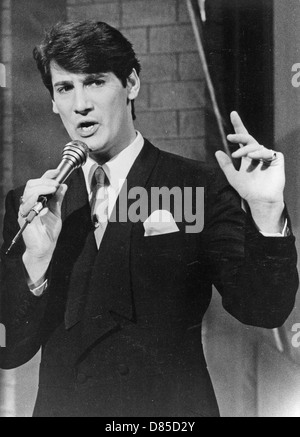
[0,0,300,419]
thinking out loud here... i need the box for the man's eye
[57,86,73,94]
[89,80,105,87]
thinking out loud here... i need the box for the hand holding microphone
[6,141,89,257]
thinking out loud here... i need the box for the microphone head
[62,140,90,169]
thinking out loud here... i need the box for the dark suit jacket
[0,140,298,417]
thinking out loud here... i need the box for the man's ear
[127,69,140,101]
[52,99,59,115]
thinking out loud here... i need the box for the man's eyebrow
[83,73,108,82]
[53,80,73,88]
[53,73,108,88]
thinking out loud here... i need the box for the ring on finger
[262,149,277,164]
[268,149,277,160]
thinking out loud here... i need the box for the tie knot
[92,166,108,189]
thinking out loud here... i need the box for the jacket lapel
[78,141,161,357]
[51,169,96,331]
[61,168,89,222]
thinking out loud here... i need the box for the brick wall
[66,0,206,161]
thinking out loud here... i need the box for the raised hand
[215,111,285,233]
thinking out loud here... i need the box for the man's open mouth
[77,121,100,137]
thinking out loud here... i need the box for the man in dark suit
[0,21,298,417]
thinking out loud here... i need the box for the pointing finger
[230,111,249,136]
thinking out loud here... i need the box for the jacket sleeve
[202,168,299,328]
[0,189,50,369]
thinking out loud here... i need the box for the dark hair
[33,21,141,119]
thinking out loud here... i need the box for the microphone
[5,140,89,255]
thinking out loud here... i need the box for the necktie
[90,166,109,248]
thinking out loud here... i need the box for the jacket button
[76,372,88,384]
[117,364,130,376]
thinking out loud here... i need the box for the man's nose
[73,88,94,114]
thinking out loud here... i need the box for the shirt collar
[82,131,144,194]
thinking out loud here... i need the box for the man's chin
[85,142,106,154]
[71,134,104,152]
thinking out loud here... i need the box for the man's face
[51,62,140,162]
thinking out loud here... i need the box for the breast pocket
[142,229,186,255]
[132,222,199,268]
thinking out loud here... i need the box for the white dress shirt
[82,131,145,220]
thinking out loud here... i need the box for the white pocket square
[143,210,180,237]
